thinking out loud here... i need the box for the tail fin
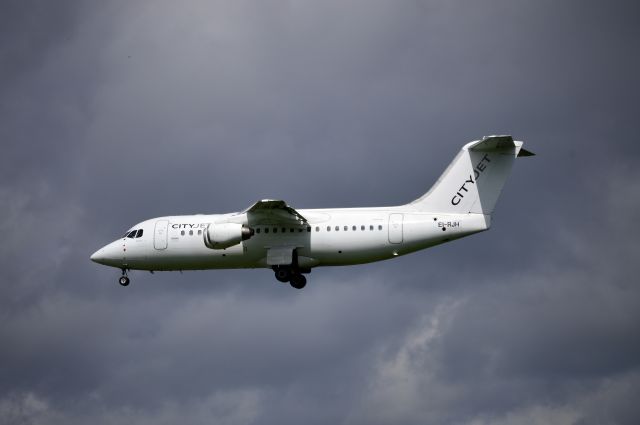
[408,135,532,215]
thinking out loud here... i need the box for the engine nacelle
[203,223,254,250]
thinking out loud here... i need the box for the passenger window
[136,229,143,238]
[282,227,286,233]
[378,225,383,230]
[370,225,374,231]
[180,230,185,236]
[307,226,311,232]
[352,225,356,231]
[256,228,261,234]
[189,230,193,236]
[273,228,278,233]
[335,226,339,231]
[198,230,202,235]
[344,226,348,231]
[127,230,136,238]
[265,228,269,234]
[316,227,320,232]
[327,226,331,231]
[290,228,294,233]
[361,225,365,231]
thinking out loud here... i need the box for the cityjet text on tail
[91,135,533,289]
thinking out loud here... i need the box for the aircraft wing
[243,199,308,225]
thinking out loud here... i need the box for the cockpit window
[136,229,143,238]
[127,230,137,238]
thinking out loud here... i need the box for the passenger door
[388,213,403,244]
[154,220,169,250]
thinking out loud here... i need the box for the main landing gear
[273,266,307,289]
[290,273,307,290]
[119,268,130,286]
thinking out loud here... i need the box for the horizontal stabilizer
[518,148,535,157]
[467,135,517,152]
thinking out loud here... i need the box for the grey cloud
[1,1,639,424]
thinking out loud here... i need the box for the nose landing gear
[119,268,130,286]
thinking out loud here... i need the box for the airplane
[90,135,533,289]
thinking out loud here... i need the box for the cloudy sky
[1,1,639,424]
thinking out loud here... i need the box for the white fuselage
[92,207,490,272]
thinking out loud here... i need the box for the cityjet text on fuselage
[171,223,208,229]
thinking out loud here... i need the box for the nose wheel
[119,269,130,286]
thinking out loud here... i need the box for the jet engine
[203,223,254,249]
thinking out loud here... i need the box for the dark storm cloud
[0,1,81,82]
[1,1,639,424]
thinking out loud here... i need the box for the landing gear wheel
[290,274,307,289]
[275,268,291,283]
[119,276,130,286]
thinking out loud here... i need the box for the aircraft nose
[90,242,122,267]
[90,248,105,264]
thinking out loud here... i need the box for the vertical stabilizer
[408,135,530,215]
